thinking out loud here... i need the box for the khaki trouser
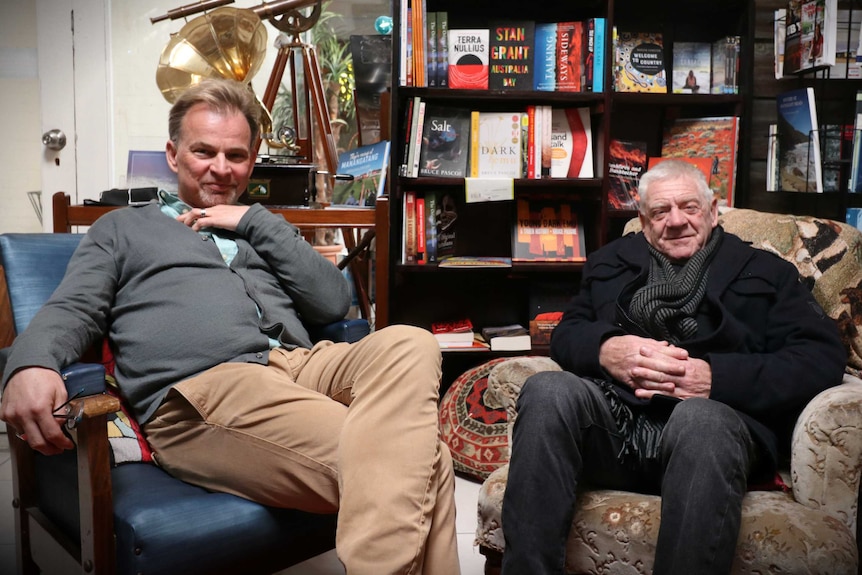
[143,325,460,575]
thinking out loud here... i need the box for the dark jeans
[501,371,756,575]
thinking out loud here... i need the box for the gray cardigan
[2,203,351,423]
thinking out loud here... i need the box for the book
[851,91,862,193]
[481,324,529,340]
[528,281,573,346]
[613,31,667,93]
[775,8,787,79]
[488,20,535,90]
[403,190,417,262]
[438,256,513,267]
[776,88,823,193]
[418,106,471,178]
[556,21,584,91]
[424,191,438,262]
[799,0,837,72]
[435,190,459,258]
[660,116,740,206]
[488,333,532,351]
[828,9,862,79]
[403,96,422,176]
[591,18,606,92]
[426,11,438,86]
[512,197,586,262]
[607,139,647,210]
[820,124,844,192]
[533,22,557,91]
[416,196,426,263]
[331,140,391,207]
[647,156,714,185]
[476,111,524,178]
[672,42,711,94]
[410,99,428,177]
[784,0,803,75]
[541,105,552,177]
[448,29,490,89]
[549,108,593,178]
[431,317,473,334]
[767,123,779,191]
[711,36,741,94]
[436,12,449,87]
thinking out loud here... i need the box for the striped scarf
[628,227,724,344]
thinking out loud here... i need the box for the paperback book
[607,139,647,210]
[549,108,593,178]
[776,87,823,193]
[331,140,391,207]
[475,111,524,178]
[533,22,557,91]
[488,20,535,90]
[418,106,471,178]
[849,90,862,193]
[528,281,573,346]
[784,0,804,75]
[799,0,838,72]
[660,116,740,206]
[614,30,667,93]
[711,36,741,94]
[672,42,711,94]
[448,29,490,89]
[512,197,586,262]
[556,21,584,91]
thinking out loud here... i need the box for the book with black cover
[418,106,471,178]
[488,20,535,90]
[607,139,647,210]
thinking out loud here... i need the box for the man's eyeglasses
[53,388,85,429]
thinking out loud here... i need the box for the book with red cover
[512,197,586,262]
[448,29,489,89]
[607,139,647,210]
[488,20,536,90]
[660,116,740,206]
[556,21,584,91]
[647,156,713,186]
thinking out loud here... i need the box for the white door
[36,0,112,231]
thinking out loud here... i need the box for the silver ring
[200,209,207,218]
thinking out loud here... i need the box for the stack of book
[431,318,484,349]
[481,324,531,351]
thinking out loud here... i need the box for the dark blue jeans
[501,371,756,575]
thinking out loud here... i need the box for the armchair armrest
[487,357,563,447]
[791,373,862,536]
[307,319,370,344]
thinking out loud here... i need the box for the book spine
[470,110,480,177]
[416,197,426,263]
[585,18,595,91]
[405,97,421,176]
[526,105,536,179]
[437,12,449,87]
[427,12,437,87]
[399,0,408,85]
[592,18,605,93]
[533,23,556,91]
[406,4,414,86]
[425,191,437,262]
[521,112,530,178]
[411,100,427,177]
[404,191,417,263]
[532,106,542,179]
[541,105,552,177]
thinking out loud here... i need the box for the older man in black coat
[501,159,846,575]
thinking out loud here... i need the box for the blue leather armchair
[0,233,369,575]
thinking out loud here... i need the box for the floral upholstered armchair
[475,208,862,574]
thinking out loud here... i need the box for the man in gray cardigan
[0,78,460,575]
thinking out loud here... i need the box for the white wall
[0,0,42,233]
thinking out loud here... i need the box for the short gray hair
[167,78,261,149]
[638,159,714,213]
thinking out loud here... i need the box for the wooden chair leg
[8,430,39,575]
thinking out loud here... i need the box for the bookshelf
[748,1,862,223]
[386,0,754,391]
